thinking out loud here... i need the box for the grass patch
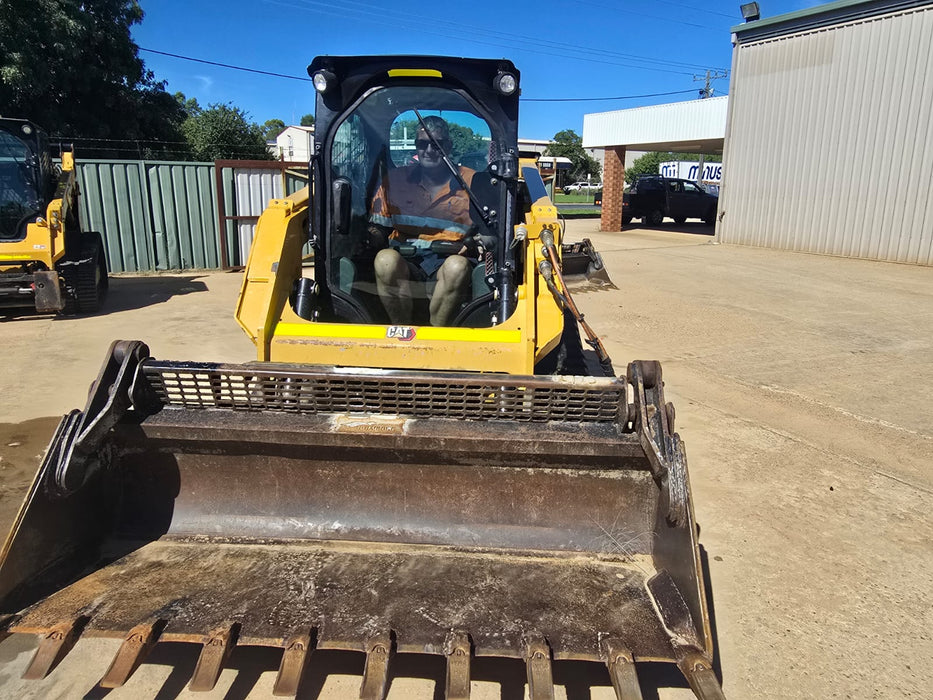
[559,208,601,216]
[554,192,599,204]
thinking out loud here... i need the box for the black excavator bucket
[0,341,724,698]
[560,238,614,289]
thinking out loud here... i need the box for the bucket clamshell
[0,340,724,698]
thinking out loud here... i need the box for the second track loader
[0,118,108,313]
[0,56,724,699]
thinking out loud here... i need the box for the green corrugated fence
[74,159,308,273]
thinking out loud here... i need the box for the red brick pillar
[600,145,626,232]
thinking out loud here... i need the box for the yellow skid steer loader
[0,56,724,699]
[0,118,108,313]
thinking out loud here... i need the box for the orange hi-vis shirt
[370,164,476,242]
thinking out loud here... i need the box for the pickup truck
[622,175,718,226]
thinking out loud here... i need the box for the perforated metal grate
[142,362,625,423]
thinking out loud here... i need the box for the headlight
[494,72,518,95]
[312,70,336,94]
[21,123,33,135]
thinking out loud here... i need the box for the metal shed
[718,0,933,265]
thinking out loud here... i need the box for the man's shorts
[390,240,447,279]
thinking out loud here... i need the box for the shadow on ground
[623,222,715,236]
[66,645,700,699]
[94,275,212,314]
[0,275,212,322]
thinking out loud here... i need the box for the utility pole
[693,69,729,99]
[692,69,728,186]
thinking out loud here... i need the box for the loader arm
[234,185,311,358]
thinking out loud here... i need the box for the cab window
[322,85,503,328]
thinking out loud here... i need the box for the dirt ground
[0,219,931,699]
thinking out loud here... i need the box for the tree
[0,1,185,157]
[175,92,202,117]
[300,114,315,127]
[625,151,723,181]
[181,103,272,161]
[261,119,286,142]
[544,130,601,183]
[447,124,488,161]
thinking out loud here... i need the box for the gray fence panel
[222,167,238,267]
[234,168,282,264]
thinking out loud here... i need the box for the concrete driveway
[0,220,930,698]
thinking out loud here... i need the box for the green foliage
[625,151,723,181]
[181,104,272,161]
[544,130,601,182]
[175,92,202,117]
[0,1,185,157]
[299,114,315,127]
[261,119,286,142]
[446,123,488,161]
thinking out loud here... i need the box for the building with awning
[582,0,933,265]
[582,97,727,231]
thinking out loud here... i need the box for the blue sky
[132,0,823,140]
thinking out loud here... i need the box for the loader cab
[306,56,520,328]
[0,119,52,242]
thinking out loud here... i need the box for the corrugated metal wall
[77,159,220,272]
[77,161,158,273]
[75,160,307,272]
[718,5,933,265]
[147,163,219,270]
[232,168,283,266]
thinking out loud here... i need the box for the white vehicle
[563,181,601,193]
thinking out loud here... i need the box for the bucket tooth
[359,633,392,700]
[22,617,86,680]
[522,634,555,700]
[646,571,725,698]
[99,620,166,688]
[273,629,316,697]
[675,648,726,700]
[601,638,643,700]
[444,631,471,700]
[189,623,239,692]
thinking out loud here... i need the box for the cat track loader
[0,118,108,314]
[0,57,725,699]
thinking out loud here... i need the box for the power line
[263,0,726,75]
[55,135,270,149]
[522,89,698,102]
[139,48,311,81]
[575,0,722,30]
[136,45,715,103]
[636,0,739,20]
[693,69,729,98]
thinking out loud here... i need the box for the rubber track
[74,234,105,313]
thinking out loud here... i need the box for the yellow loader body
[0,56,724,699]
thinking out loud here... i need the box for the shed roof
[731,0,931,42]
[582,96,727,153]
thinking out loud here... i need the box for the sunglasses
[415,138,450,150]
